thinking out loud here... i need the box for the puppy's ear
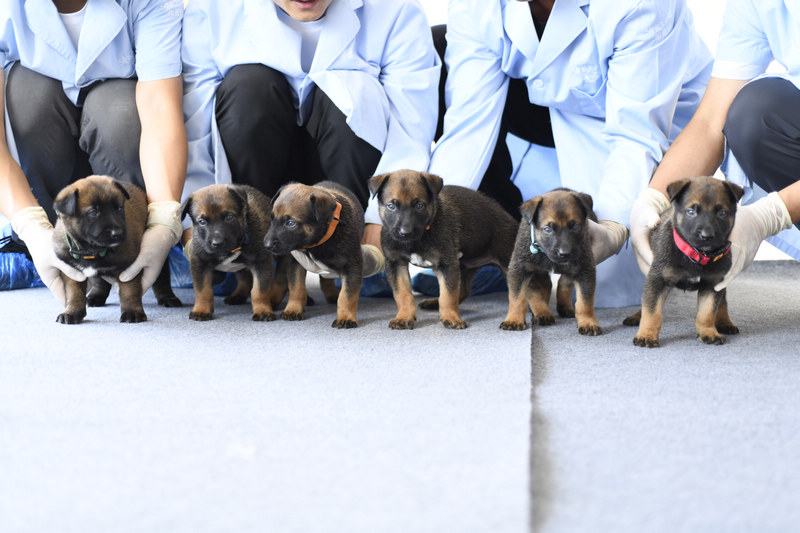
[112,180,131,201]
[420,172,444,199]
[368,173,390,199]
[270,186,284,208]
[520,197,543,226]
[227,186,248,214]
[309,193,337,223]
[666,179,692,203]
[54,189,80,217]
[570,191,594,220]
[180,196,194,223]
[722,181,745,203]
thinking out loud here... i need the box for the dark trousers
[214,64,382,209]
[432,24,555,218]
[6,64,143,224]
[724,77,800,229]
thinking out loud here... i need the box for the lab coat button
[533,79,544,89]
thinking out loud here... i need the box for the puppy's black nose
[210,237,225,250]
[698,228,715,241]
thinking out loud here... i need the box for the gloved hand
[715,192,792,291]
[119,201,182,292]
[629,188,671,274]
[290,244,385,279]
[182,238,246,273]
[11,206,86,306]
[588,219,629,265]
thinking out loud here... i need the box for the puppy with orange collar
[263,181,364,328]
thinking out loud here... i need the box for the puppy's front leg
[574,273,602,336]
[714,290,739,335]
[500,267,531,330]
[527,272,555,326]
[386,260,416,329]
[436,262,467,329]
[633,275,670,347]
[189,266,215,321]
[251,264,277,322]
[118,274,147,323]
[281,259,308,321]
[56,274,88,324]
[333,262,361,329]
[696,288,725,344]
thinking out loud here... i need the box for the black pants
[432,24,555,218]
[6,64,144,224]
[214,64,382,209]
[724,77,800,229]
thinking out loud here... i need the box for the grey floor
[1,261,800,532]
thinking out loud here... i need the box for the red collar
[301,200,342,251]
[672,227,731,266]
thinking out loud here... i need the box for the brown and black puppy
[368,169,518,330]
[500,188,601,335]
[182,184,278,322]
[626,176,744,347]
[52,174,181,324]
[263,181,364,328]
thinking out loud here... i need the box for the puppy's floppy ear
[520,197,543,226]
[180,196,194,223]
[722,181,745,204]
[270,185,286,208]
[666,178,692,203]
[227,186,248,214]
[309,193,337,223]
[368,173,390,200]
[420,172,444,199]
[54,189,80,217]
[570,191,594,220]
[112,180,131,201]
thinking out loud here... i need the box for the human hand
[11,206,86,306]
[715,192,792,291]
[629,188,670,274]
[183,238,246,273]
[119,201,182,292]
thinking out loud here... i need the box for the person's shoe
[411,265,508,296]
[589,219,629,265]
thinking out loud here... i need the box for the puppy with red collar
[626,176,745,347]
[263,181,364,328]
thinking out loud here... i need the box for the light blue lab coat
[715,0,800,263]
[181,0,441,224]
[1,0,183,165]
[428,0,713,307]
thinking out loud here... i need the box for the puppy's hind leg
[86,277,112,307]
[435,263,467,329]
[225,270,253,306]
[714,290,739,335]
[153,258,182,307]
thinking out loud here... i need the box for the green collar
[65,233,108,260]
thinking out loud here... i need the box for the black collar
[65,233,109,260]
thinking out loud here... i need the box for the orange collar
[301,200,342,251]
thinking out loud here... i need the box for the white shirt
[59,3,87,50]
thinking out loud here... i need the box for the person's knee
[5,65,69,140]
[725,78,792,152]
[216,64,292,126]
[80,80,141,156]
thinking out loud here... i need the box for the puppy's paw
[419,298,439,310]
[441,318,467,329]
[716,323,739,335]
[120,310,147,323]
[86,295,108,307]
[252,312,277,322]
[532,314,556,326]
[557,306,575,318]
[189,311,214,321]
[633,335,660,348]
[389,318,415,330]
[224,294,248,306]
[578,323,603,336]
[500,320,527,331]
[281,310,305,321]
[56,312,85,325]
[157,295,183,308]
[698,331,726,345]
[332,318,358,329]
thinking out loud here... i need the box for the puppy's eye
[87,209,99,218]
[686,208,696,217]
[414,202,425,210]
[117,206,124,212]
[569,221,581,232]
[541,226,552,234]
[385,202,396,211]
[197,218,207,227]
[224,212,235,222]
[285,219,297,228]
[717,209,728,218]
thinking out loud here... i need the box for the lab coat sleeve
[363,0,441,224]
[712,0,771,80]
[595,2,707,223]
[427,0,510,190]
[180,2,221,203]
[132,0,183,81]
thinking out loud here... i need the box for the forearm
[0,151,38,219]
[777,181,800,224]
[136,77,187,203]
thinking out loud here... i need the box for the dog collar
[672,227,731,266]
[529,225,544,254]
[65,233,108,260]
[229,224,250,255]
[301,200,342,251]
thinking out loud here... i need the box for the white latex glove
[183,238,246,273]
[290,244,385,279]
[119,201,182,292]
[629,188,670,274]
[588,219,629,265]
[11,206,86,306]
[715,192,792,291]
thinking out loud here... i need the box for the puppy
[626,176,744,347]
[263,181,363,328]
[368,169,518,330]
[182,184,278,321]
[52,175,181,324]
[500,188,601,335]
